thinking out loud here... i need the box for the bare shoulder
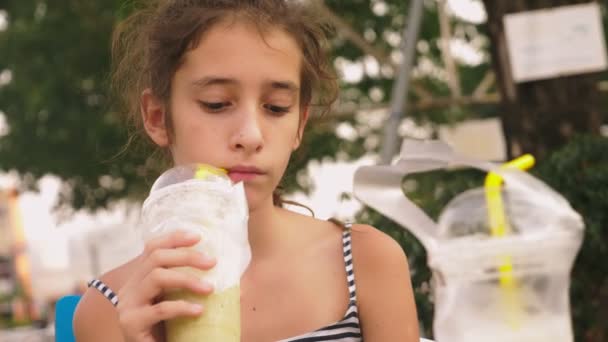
[349,224,420,341]
[349,224,407,262]
[73,256,141,341]
[279,208,344,243]
[348,224,411,287]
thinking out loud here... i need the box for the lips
[227,165,265,183]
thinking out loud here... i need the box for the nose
[230,110,264,154]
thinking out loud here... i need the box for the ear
[293,106,310,150]
[141,89,169,147]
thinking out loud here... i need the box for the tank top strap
[341,223,358,302]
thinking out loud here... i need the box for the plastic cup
[138,164,251,342]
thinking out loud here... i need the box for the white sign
[504,3,608,82]
[438,118,506,162]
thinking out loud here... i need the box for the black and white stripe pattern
[87,279,119,307]
[86,226,362,340]
[280,227,362,342]
[343,224,357,303]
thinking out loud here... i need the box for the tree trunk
[482,0,603,160]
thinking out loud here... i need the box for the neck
[246,199,291,260]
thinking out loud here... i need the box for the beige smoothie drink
[139,165,250,342]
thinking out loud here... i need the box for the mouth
[227,165,265,183]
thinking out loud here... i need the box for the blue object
[55,295,82,342]
[53,294,435,342]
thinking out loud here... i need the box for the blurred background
[0,0,606,341]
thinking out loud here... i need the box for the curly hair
[111,0,338,207]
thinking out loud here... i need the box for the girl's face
[142,20,307,211]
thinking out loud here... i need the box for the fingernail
[184,231,200,240]
[191,304,203,314]
[200,254,216,264]
[198,281,214,292]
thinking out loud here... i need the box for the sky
[0,0,487,271]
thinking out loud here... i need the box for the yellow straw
[484,154,535,329]
[187,164,227,246]
[194,164,227,180]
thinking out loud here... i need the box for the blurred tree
[0,1,145,213]
[534,135,608,342]
[482,0,606,159]
[0,0,606,340]
[0,0,495,210]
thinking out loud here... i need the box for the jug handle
[353,140,499,251]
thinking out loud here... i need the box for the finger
[137,268,214,305]
[125,300,204,331]
[142,230,202,257]
[139,248,216,278]
[132,230,209,281]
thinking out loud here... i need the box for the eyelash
[264,104,290,115]
[198,101,291,116]
[199,101,230,112]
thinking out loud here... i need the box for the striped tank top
[88,225,363,341]
[278,226,363,341]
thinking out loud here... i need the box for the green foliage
[0,0,495,212]
[0,1,150,213]
[1,0,456,212]
[534,135,608,342]
[324,0,490,124]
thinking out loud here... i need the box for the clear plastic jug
[138,164,251,342]
[353,140,584,342]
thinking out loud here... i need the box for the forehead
[176,20,303,88]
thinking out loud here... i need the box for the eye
[264,104,290,116]
[198,101,231,112]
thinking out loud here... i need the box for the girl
[74,1,419,341]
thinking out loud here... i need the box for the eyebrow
[191,77,237,89]
[267,80,300,94]
[191,76,300,93]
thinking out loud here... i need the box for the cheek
[279,113,302,141]
[170,105,221,163]
[269,120,298,151]
[271,122,299,169]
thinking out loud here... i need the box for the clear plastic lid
[437,186,584,241]
[354,139,584,251]
[149,163,230,193]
